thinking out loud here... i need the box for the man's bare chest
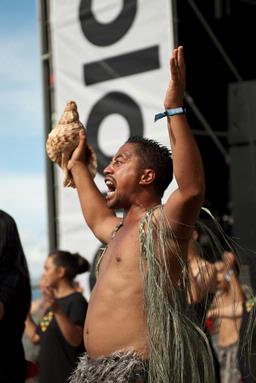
[98,224,141,274]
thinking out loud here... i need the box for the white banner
[49,0,174,298]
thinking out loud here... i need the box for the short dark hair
[126,136,173,197]
[49,250,90,282]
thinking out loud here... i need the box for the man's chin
[106,195,122,210]
[106,196,117,209]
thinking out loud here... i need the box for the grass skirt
[69,351,148,383]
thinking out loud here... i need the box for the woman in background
[25,250,89,383]
[0,210,31,383]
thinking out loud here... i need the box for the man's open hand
[164,46,186,109]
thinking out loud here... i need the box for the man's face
[103,143,143,209]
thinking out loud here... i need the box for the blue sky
[0,0,47,281]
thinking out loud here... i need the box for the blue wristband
[154,107,186,122]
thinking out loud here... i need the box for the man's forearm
[71,161,115,232]
[163,47,205,203]
[167,114,205,199]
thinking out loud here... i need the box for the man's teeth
[105,180,115,190]
[105,180,115,198]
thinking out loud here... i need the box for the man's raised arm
[163,46,205,238]
[68,131,119,243]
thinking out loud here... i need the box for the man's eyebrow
[113,153,126,160]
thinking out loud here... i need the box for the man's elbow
[186,183,205,206]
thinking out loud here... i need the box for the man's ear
[139,169,155,186]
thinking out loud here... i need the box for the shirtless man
[207,252,244,383]
[68,47,211,383]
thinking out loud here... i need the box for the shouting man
[68,47,214,383]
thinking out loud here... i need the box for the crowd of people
[0,210,90,383]
[1,46,256,382]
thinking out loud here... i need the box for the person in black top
[0,210,31,383]
[25,250,89,383]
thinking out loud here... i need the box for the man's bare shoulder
[141,204,193,244]
[161,202,196,241]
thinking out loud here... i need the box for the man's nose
[103,163,113,175]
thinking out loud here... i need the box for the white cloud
[0,173,48,279]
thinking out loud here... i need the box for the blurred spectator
[188,236,217,307]
[25,250,89,383]
[23,275,48,383]
[30,275,48,319]
[238,289,256,382]
[208,251,244,383]
[0,210,31,383]
[188,233,221,382]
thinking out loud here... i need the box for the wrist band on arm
[154,107,186,122]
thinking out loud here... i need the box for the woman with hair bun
[25,250,89,383]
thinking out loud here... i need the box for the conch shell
[46,101,97,188]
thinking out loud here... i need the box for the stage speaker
[229,80,256,290]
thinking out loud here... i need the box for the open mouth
[105,178,116,198]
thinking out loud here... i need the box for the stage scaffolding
[39,0,57,250]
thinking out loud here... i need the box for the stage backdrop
[49,0,175,298]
